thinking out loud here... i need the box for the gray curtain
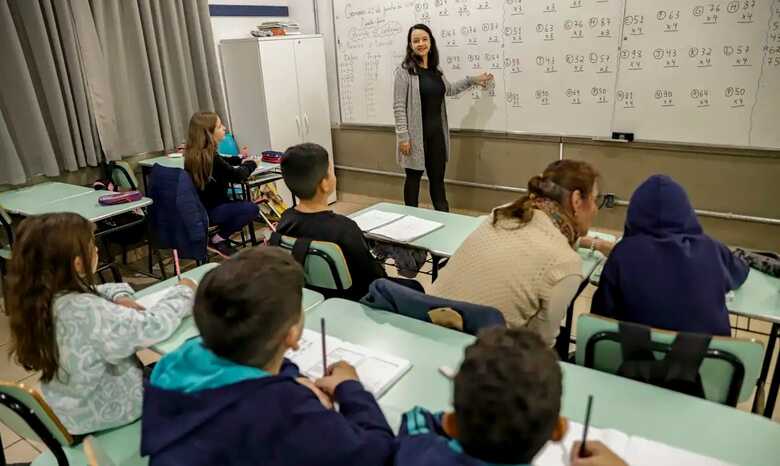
[0,0,101,185]
[90,0,226,156]
[0,0,225,185]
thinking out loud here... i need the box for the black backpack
[616,321,712,399]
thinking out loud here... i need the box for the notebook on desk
[534,421,729,466]
[352,210,405,232]
[353,210,443,243]
[286,329,412,399]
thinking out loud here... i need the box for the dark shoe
[208,241,239,258]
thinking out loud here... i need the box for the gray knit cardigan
[392,66,475,171]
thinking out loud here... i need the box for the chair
[268,233,353,296]
[0,381,145,466]
[98,161,169,278]
[106,161,140,191]
[575,314,764,406]
[148,165,211,264]
[0,206,12,273]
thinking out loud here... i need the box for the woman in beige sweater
[430,160,609,346]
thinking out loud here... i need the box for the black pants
[403,127,449,212]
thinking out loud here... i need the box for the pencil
[172,249,182,281]
[579,395,594,458]
[320,318,327,377]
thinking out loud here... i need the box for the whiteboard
[332,0,780,149]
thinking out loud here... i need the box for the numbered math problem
[334,0,780,148]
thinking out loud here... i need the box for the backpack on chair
[615,321,711,399]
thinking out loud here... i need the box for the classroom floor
[0,194,778,462]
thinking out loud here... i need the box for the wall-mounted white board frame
[331,0,780,150]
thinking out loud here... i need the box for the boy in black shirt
[277,143,387,300]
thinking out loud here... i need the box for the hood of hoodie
[150,338,269,393]
[142,338,296,457]
[624,175,703,238]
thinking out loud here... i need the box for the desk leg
[762,323,780,418]
[431,255,440,282]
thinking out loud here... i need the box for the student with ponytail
[430,160,610,346]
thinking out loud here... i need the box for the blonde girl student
[5,213,196,435]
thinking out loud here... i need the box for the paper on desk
[286,329,412,398]
[135,288,174,309]
[351,210,404,232]
[368,215,443,243]
[534,421,729,466]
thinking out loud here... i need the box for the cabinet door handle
[303,114,311,135]
[295,116,302,137]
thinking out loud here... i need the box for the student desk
[728,270,780,418]
[309,298,780,466]
[349,203,483,281]
[0,182,93,214]
[0,182,153,280]
[141,263,325,354]
[351,202,606,281]
[138,154,283,198]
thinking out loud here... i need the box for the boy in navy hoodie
[141,247,395,466]
[591,175,749,336]
[395,327,627,466]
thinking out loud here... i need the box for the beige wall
[333,127,780,251]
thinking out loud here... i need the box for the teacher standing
[393,24,493,212]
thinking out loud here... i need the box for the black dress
[404,67,450,212]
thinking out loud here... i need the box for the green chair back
[0,381,73,465]
[275,235,353,291]
[108,161,140,191]
[575,314,763,405]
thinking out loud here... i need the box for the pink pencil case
[98,191,143,205]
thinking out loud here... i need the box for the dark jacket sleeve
[281,380,394,465]
[339,219,387,281]
[212,155,256,184]
[590,255,622,319]
[717,242,749,292]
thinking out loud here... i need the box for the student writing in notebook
[276,142,389,299]
[591,175,749,336]
[184,111,259,258]
[5,213,195,435]
[141,247,394,466]
[394,327,626,466]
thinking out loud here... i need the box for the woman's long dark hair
[6,213,97,383]
[401,23,441,76]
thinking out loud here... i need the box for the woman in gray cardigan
[393,23,493,212]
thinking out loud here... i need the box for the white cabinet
[220,35,336,205]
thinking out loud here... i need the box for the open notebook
[534,421,730,466]
[352,210,443,243]
[286,329,412,399]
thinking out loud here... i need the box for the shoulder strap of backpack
[269,232,311,266]
[617,321,657,382]
[269,231,282,247]
[664,332,712,386]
